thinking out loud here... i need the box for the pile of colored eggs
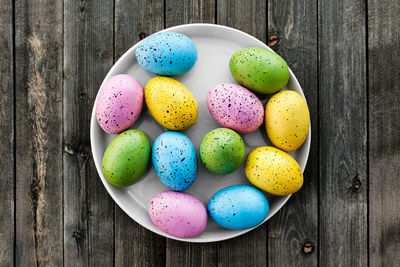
[96,31,310,238]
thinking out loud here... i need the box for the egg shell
[152,131,197,191]
[245,146,303,196]
[265,90,310,152]
[206,83,264,134]
[229,47,289,94]
[148,191,207,238]
[200,128,245,175]
[102,129,151,187]
[145,76,198,130]
[135,32,197,76]
[96,74,143,134]
[207,185,269,230]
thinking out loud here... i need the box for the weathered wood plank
[164,1,217,266]
[318,0,368,266]
[166,0,215,26]
[216,1,268,266]
[368,0,400,265]
[63,1,114,266]
[14,0,64,265]
[0,0,14,266]
[267,0,319,265]
[114,1,166,266]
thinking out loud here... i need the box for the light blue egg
[152,131,197,191]
[208,185,269,229]
[135,32,197,76]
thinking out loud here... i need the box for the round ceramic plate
[90,23,310,242]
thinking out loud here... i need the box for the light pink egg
[148,191,207,238]
[96,74,143,134]
[206,83,264,134]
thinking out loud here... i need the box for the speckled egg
[152,132,197,191]
[265,90,310,152]
[135,32,197,76]
[230,47,289,94]
[200,128,245,175]
[102,129,150,187]
[148,191,207,238]
[96,74,143,134]
[206,83,264,134]
[245,146,303,196]
[207,185,269,230]
[145,77,198,130]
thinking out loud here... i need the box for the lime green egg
[229,47,289,94]
[102,129,151,187]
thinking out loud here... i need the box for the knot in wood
[352,175,361,190]
[79,92,86,100]
[139,32,146,40]
[72,230,84,241]
[302,241,314,254]
[268,35,279,47]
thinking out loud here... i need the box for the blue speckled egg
[207,185,269,229]
[152,131,198,191]
[135,32,197,76]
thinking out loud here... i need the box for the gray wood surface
[0,0,14,266]
[1,0,399,266]
[368,0,400,266]
[14,0,64,266]
[267,0,319,266]
[63,1,115,266]
[319,0,368,266]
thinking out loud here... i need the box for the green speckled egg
[102,129,151,187]
[199,128,245,175]
[229,47,289,94]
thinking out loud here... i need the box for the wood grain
[164,1,217,266]
[216,1,268,266]
[318,0,368,266]
[267,0,319,266]
[166,0,215,26]
[0,0,14,266]
[14,0,63,265]
[114,1,166,266]
[63,1,114,266]
[368,0,400,266]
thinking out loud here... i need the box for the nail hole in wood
[302,241,314,254]
[352,175,361,190]
[79,93,86,100]
[139,32,146,40]
[268,35,279,47]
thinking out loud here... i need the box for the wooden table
[1,0,399,266]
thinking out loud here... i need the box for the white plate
[90,24,310,242]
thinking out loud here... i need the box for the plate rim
[90,23,311,243]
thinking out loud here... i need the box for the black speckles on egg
[135,32,198,76]
[96,74,144,135]
[206,83,264,134]
[145,77,198,130]
[152,131,197,191]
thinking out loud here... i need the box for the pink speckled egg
[206,83,264,134]
[148,191,207,238]
[96,74,143,134]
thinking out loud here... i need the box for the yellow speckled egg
[145,77,198,130]
[245,146,303,196]
[265,90,310,152]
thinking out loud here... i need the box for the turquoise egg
[152,131,197,191]
[135,32,197,76]
[208,185,269,229]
